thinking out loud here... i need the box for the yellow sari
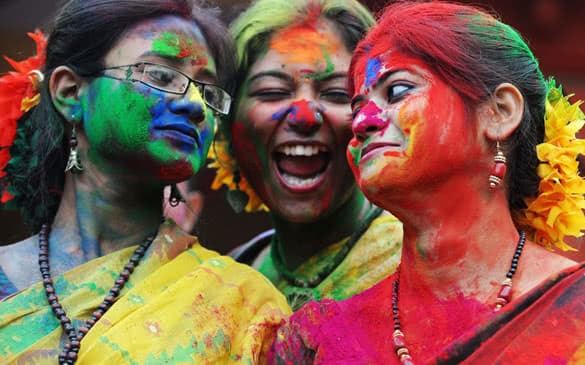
[0,219,291,364]
[258,212,402,310]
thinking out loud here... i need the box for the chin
[156,163,195,184]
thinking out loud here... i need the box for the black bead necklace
[39,223,158,364]
[390,231,526,365]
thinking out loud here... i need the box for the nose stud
[283,99,323,133]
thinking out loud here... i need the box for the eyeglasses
[97,62,232,115]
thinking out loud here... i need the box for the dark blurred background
[1,0,584,253]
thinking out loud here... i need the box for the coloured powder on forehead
[269,21,341,80]
[152,31,209,66]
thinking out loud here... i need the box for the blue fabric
[0,266,17,300]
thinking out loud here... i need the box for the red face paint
[231,20,358,223]
[348,49,486,206]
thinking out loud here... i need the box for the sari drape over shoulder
[270,262,585,364]
[0,219,291,364]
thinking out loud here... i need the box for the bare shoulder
[516,241,579,294]
[0,235,38,289]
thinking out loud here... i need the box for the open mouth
[273,143,331,191]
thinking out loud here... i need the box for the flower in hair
[0,30,47,203]
[207,138,268,213]
[519,79,585,251]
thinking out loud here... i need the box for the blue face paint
[365,58,382,89]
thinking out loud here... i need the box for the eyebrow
[247,70,294,84]
[315,72,347,83]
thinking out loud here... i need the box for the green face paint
[152,32,188,58]
[80,76,215,182]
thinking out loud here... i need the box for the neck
[271,187,374,270]
[48,162,164,274]
[387,174,520,305]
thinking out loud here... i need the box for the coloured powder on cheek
[84,80,155,159]
[395,99,426,157]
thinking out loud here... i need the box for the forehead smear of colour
[152,31,208,66]
[269,20,341,80]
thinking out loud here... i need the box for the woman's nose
[283,99,323,134]
[169,86,206,124]
[352,101,389,140]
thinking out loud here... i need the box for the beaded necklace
[391,231,526,365]
[38,223,159,364]
[271,206,383,309]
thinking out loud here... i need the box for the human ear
[49,65,85,124]
[480,83,524,141]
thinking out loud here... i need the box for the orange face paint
[269,20,341,80]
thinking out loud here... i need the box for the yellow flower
[518,80,585,251]
[207,138,268,213]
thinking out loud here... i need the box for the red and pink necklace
[391,231,526,364]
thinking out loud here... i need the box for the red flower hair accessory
[0,30,47,203]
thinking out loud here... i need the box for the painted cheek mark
[346,140,361,176]
[397,98,426,156]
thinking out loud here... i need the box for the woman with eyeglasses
[0,0,289,363]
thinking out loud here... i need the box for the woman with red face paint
[270,2,585,364]
[0,0,290,363]
[208,0,402,311]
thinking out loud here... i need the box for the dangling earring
[489,141,506,189]
[65,125,84,173]
[226,170,249,213]
[169,184,184,207]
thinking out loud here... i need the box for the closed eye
[320,88,350,104]
[250,89,291,101]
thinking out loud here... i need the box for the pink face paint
[352,100,388,135]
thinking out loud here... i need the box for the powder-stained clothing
[0,219,291,364]
[270,262,585,364]
[256,213,402,310]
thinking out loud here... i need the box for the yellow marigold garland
[207,137,268,213]
[518,80,585,251]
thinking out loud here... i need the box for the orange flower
[207,138,268,213]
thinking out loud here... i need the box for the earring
[226,170,249,213]
[64,125,84,173]
[489,141,506,189]
[168,184,185,207]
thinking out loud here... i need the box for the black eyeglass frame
[95,61,232,115]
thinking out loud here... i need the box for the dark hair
[3,0,235,231]
[350,1,546,212]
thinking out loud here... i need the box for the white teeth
[281,172,323,187]
[277,145,324,156]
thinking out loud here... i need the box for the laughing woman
[0,0,289,363]
[271,2,585,363]
[209,0,402,311]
